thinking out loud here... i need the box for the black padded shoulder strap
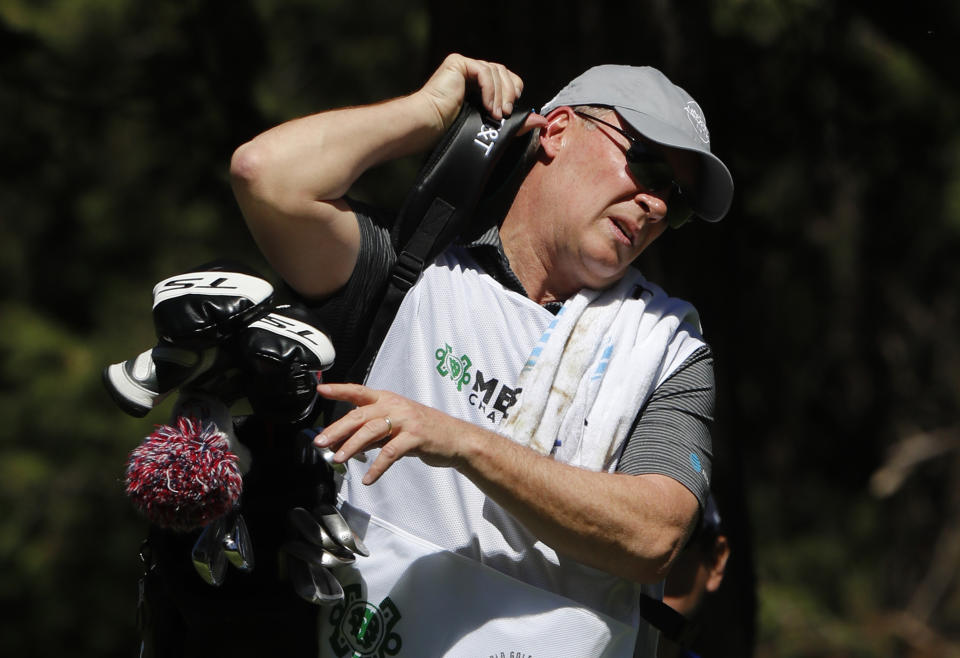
[343,98,533,387]
[390,95,533,269]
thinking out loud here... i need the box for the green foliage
[713,0,832,48]
[0,300,148,654]
[691,2,960,655]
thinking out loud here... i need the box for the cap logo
[684,101,710,145]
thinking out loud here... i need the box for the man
[231,53,733,656]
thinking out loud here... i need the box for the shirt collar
[462,227,563,315]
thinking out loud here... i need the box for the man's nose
[634,191,668,222]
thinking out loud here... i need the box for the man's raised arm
[229,54,525,299]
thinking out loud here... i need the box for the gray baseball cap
[541,65,734,222]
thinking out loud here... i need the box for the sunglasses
[574,111,694,228]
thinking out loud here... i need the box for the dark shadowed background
[2,1,959,656]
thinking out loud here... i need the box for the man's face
[542,109,695,290]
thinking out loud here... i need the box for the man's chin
[582,260,631,290]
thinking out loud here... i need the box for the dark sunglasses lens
[622,136,694,229]
[627,161,674,192]
[625,144,673,188]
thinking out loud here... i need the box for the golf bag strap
[365,196,457,369]
[639,592,697,649]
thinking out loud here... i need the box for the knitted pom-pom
[125,416,243,532]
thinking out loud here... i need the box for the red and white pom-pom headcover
[125,393,250,532]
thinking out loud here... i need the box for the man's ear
[538,107,574,159]
[704,534,730,593]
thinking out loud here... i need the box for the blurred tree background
[1,0,958,656]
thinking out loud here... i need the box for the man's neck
[497,165,583,305]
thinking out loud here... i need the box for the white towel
[500,269,702,472]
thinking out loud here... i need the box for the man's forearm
[316,382,698,583]
[456,425,699,584]
[228,93,443,298]
[230,93,443,209]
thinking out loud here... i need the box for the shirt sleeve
[615,345,715,509]
[284,198,396,383]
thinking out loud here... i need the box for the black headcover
[151,260,275,348]
[390,95,534,277]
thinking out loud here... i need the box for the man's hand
[417,54,526,132]
[313,382,481,485]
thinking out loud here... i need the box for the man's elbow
[230,140,267,195]
[619,476,700,583]
[626,522,691,583]
[230,139,301,222]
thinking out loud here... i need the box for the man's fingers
[316,382,374,405]
[462,57,524,119]
[313,385,374,448]
[361,432,414,485]
[464,59,501,118]
[509,70,524,101]
[330,416,394,462]
[493,62,522,116]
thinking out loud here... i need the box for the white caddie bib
[318,249,666,657]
